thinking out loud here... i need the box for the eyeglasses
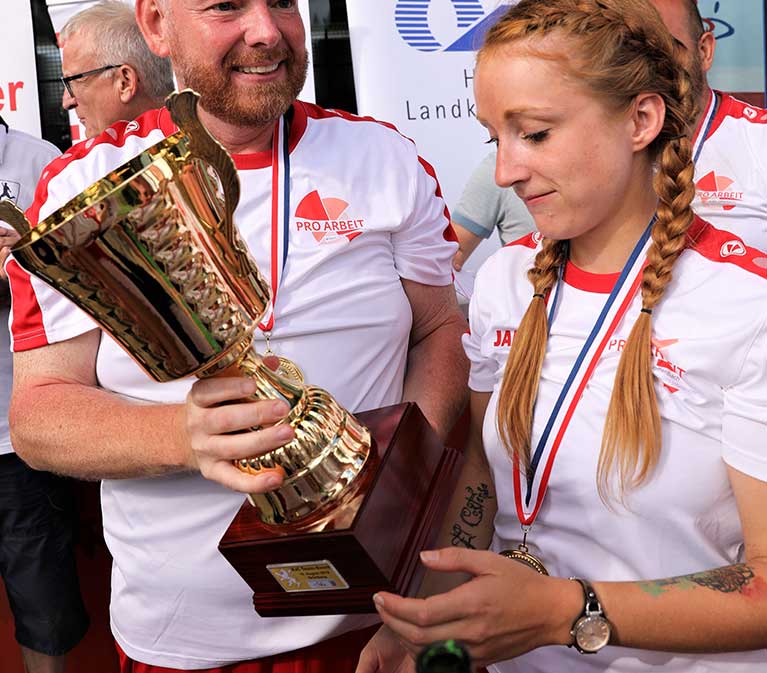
[60,65,120,98]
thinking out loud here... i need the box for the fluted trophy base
[218,403,463,616]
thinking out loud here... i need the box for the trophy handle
[165,90,252,279]
[0,200,31,236]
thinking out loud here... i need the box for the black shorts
[0,453,89,655]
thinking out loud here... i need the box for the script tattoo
[450,524,477,549]
[638,564,756,597]
[450,482,494,548]
[459,482,493,528]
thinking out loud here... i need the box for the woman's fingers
[419,547,503,576]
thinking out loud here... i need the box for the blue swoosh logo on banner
[395,0,487,52]
[444,5,508,51]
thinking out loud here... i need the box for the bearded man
[652,0,767,250]
[5,1,468,672]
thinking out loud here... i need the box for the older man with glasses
[60,0,174,139]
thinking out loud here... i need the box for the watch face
[575,615,611,652]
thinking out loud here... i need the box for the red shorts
[116,625,378,673]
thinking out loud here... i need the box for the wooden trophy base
[218,402,462,617]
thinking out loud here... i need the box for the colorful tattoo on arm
[638,564,757,597]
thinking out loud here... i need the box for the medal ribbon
[691,89,719,165]
[512,219,655,527]
[258,114,291,333]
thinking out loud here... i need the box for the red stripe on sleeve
[6,258,49,351]
[12,108,171,351]
[707,92,767,139]
[417,156,456,242]
[686,215,767,279]
[26,108,169,226]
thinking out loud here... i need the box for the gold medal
[500,544,549,575]
[263,331,304,383]
[500,526,548,575]
[277,355,304,383]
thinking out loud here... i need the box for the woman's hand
[356,625,415,673]
[184,376,294,492]
[372,547,582,667]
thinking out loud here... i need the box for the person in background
[60,0,174,139]
[451,150,535,272]
[651,0,767,250]
[0,116,89,673]
[361,0,767,671]
[6,0,469,672]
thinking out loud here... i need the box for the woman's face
[475,43,643,243]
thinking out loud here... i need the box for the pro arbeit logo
[696,171,743,211]
[295,190,366,244]
[651,337,685,394]
[609,336,686,394]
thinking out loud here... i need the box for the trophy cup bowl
[0,91,462,616]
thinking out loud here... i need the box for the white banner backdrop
[47,0,316,144]
[347,0,514,273]
[0,0,42,136]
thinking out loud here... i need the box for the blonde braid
[481,0,700,496]
[497,239,567,468]
[598,49,697,499]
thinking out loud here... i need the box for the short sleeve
[452,153,501,240]
[462,257,500,393]
[496,190,536,245]
[8,118,169,352]
[721,316,767,480]
[7,258,96,352]
[392,152,457,286]
[7,142,98,351]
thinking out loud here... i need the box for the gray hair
[60,0,174,100]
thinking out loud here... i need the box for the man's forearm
[10,380,190,479]
[403,350,467,439]
[418,391,494,597]
[402,315,468,440]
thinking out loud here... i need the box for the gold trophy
[0,91,461,616]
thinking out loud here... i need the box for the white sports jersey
[7,103,457,668]
[692,90,767,251]
[0,127,60,455]
[464,222,767,673]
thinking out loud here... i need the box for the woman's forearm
[548,561,767,653]
[418,392,497,596]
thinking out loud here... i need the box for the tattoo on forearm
[638,564,757,597]
[450,523,477,549]
[449,482,494,549]
[459,482,493,528]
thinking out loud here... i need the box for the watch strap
[572,577,604,617]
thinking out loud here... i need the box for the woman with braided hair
[356,1,767,672]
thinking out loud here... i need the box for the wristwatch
[568,578,612,654]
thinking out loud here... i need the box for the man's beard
[173,48,308,127]
[683,49,707,116]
